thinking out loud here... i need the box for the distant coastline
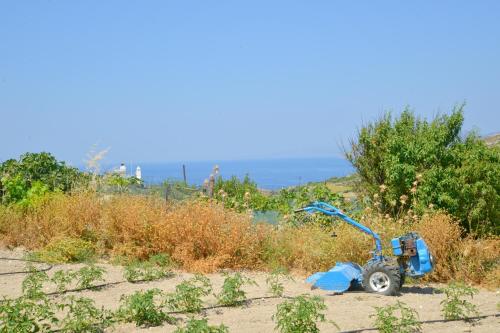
[94,157,353,190]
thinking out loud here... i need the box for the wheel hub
[369,272,390,292]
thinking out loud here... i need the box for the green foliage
[345,106,500,234]
[124,253,173,282]
[439,282,479,320]
[371,301,422,333]
[0,296,58,333]
[21,269,49,300]
[216,272,257,306]
[214,175,271,212]
[35,237,96,263]
[273,294,331,333]
[266,268,294,297]
[51,269,76,293]
[117,289,173,327]
[174,318,229,333]
[104,173,143,193]
[0,152,88,205]
[74,265,106,289]
[58,296,114,333]
[165,274,212,313]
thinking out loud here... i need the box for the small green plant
[51,269,76,293]
[216,272,256,306]
[439,282,479,320]
[75,265,106,289]
[273,294,334,333]
[21,269,49,300]
[165,274,212,313]
[370,301,422,333]
[117,289,173,327]
[58,296,114,333]
[266,268,293,297]
[35,237,96,263]
[174,318,229,333]
[124,254,173,283]
[0,296,58,333]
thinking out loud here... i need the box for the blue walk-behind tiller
[297,202,434,296]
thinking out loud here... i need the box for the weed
[35,237,96,263]
[0,296,58,333]
[166,274,212,313]
[75,265,106,289]
[51,269,76,293]
[174,318,229,333]
[216,272,256,306]
[266,268,293,297]
[124,254,173,283]
[117,289,173,327]
[273,294,333,333]
[58,296,114,333]
[371,301,422,333]
[21,268,49,300]
[439,282,479,320]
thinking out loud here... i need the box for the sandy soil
[1,249,498,332]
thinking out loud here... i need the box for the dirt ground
[1,249,498,332]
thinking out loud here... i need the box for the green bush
[117,289,173,327]
[58,296,113,333]
[273,294,332,333]
[439,282,479,320]
[74,265,106,289]
[0,152,89,205]
[165,274,212,313]
[124,254,173,283]
[216,273,256,306]
[266,268,293,297]
[174,318,229,333]
[35,238,96,264]
[371,301,422,333]
[0,296,58,333]
[21,269,49,300]
[345,105,499,234]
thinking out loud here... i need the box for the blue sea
[103,157,353,190]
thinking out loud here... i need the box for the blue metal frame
[299,201,383,260]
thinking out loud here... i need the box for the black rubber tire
[363,262,401,296]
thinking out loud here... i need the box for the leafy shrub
[0,152,88,205]
[266,268,293,297]
[345,106,499,234]
[0,296,58,333]
[439,282,479,320]
[273,294,331,333]
[166,275,212,313]
[74,265,106,289]
[124,254,173,282]
[22,269,49,300]
[371,301,422,333]
[58,296,114,333]
[216,272,256,306]
[117,289,173,327]
[174,318,229,333]
[51,269,76,293]
[35,237,96,263]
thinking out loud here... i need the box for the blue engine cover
[391,233,433,277]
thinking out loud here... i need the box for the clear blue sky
[1,1,499,165]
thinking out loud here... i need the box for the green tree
[0,152,88,204]
[346,105,499,234]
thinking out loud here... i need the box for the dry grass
[0,192,498,287]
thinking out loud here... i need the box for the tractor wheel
[363,262,401,296]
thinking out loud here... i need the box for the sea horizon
[94,156,353,190]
